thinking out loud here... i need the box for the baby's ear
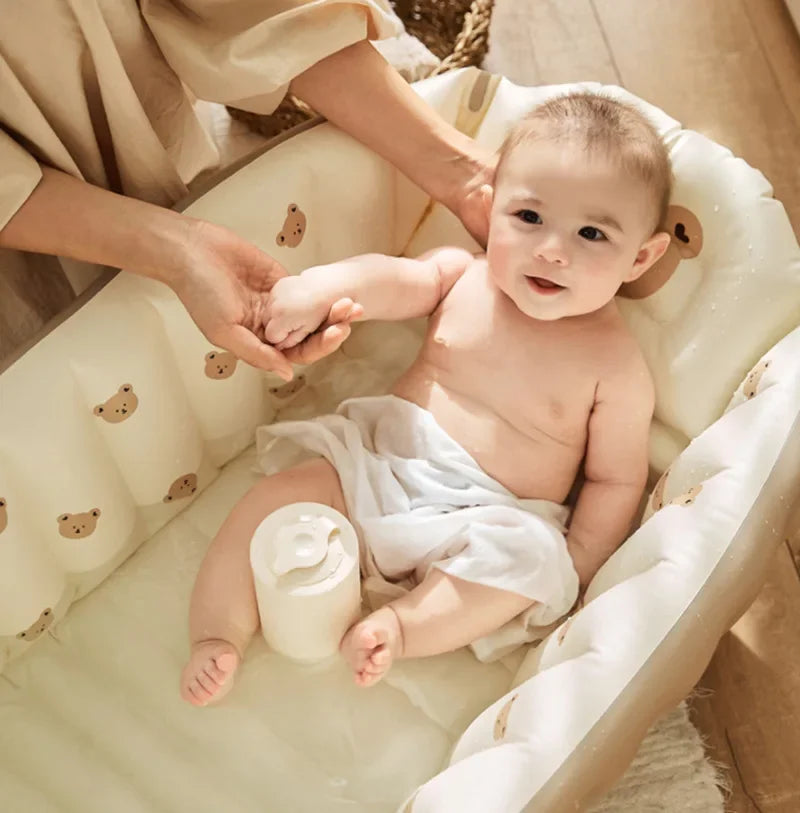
[627,230,671,282]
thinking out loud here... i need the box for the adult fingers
[221,325,293,380]
[325,298,363,327]
[284,322,352,366]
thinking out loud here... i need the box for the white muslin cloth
[256,395,580,659]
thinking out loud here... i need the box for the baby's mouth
[526,275,565,295]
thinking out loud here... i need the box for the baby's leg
[181,457,346,706]
[340,570,532,686]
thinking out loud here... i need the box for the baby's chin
[510,288,614,322]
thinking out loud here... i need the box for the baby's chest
[425,302,596,428]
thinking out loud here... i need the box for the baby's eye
[578,226,607,242]
[515,209,542,225]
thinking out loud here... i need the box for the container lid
[264,511,346,587]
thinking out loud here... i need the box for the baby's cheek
[486,236,514,278]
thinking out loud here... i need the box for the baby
[181,92,672,705]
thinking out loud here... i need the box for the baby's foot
[339,606,402,687]
[180,639,240,706]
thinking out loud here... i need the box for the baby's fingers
[263,318,290,345]
[275,327,311,351]
[284,322,352,366]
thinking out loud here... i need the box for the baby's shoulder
[418,246,479,303]
[592,321,653,401]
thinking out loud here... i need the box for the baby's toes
[180,642,240,707]
[184,675,214,706]
[368,646,391,668]
[355,662,388,687]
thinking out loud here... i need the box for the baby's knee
[273,458,348,516]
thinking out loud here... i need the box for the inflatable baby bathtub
[2,68,800,813]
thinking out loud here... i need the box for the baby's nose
[535,236,569,266]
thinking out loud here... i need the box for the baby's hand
[264,275,361,350]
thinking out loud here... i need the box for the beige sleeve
[141,0,403,114]
[0,131,42,232]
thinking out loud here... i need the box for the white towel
[256,395,579,659]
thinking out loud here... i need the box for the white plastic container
[249,502,361,662]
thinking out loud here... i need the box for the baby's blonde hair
[497,93,672,232]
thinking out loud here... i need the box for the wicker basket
[226,0,495,139]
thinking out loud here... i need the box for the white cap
[269,514,340,576]
[252,504,349,589]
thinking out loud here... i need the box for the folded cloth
[256,395,579,659]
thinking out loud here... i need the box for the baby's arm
[566,352,655,589]
[263,247,474,349]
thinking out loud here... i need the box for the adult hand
[450,153,495,248]
[262,272,363,351]
[280,298,363,365]
[291,41,497,249]
[170,220,294,378]
[172,221,357,379]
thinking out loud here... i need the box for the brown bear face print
[276,204,306,248]
[163,473,198,503]
[57,509,101,539]
[493,693,519,741]
[16,608,54,641]
[269,374,306,399]
[0,498,6,534]
[94,384,138,423]
[743,360,771,399]
[669,483,703,508]
[619,205,703,299]
[204,350,238,380]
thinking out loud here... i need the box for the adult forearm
[0,166,194,285]
[566,479,644,587]
[290,40,488,212]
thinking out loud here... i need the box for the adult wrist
[131,208,203,289]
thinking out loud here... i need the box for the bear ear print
[618,204,703,300]
[43,609,52,617]
[91,509,101,517]
[58,514,69,522]
[163,495,173,503]
[17,631,27,639]
[120,384,132,393]
[277,232,286,245]
[205,351,216,361]
[289,204,297,213]
[0,498,5,506]
[93,405,104,415]
[668,205,703,259]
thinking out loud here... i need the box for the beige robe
[0,0,400,360]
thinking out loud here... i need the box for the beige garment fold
[142,0,401,112]
[0,0,400,359]
[0,0,400,225]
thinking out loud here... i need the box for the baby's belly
[391,371,583,503]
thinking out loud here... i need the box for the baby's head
[486,92,672,320]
